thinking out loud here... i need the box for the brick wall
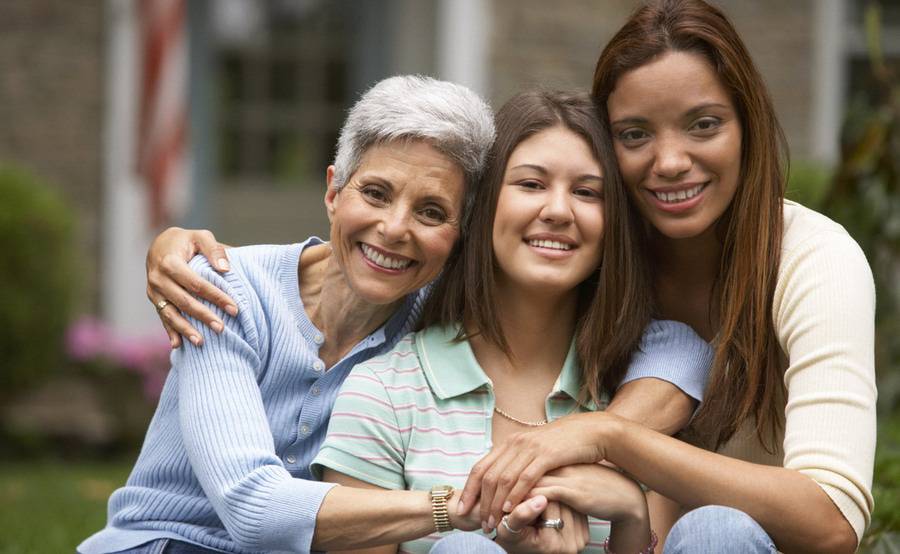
[489,0,816,158]
[0,1,105,311]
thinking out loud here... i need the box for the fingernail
[170,339,179,348]
[487,515,496,530]
[190,335,201,346]
[481,521,489,533]
[211,321,224,333]
[502,501,512,513]
[225,304,238,316]
[456,500,465,515]
[530,497,545,509]
[218,258,230,271]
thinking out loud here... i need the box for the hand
[146,227,238,347]
[530,465,652,554]
[458,411,619,528]
[494,498,589,554]
[530,464,647,523]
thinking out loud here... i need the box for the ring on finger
[155,299,170,313]
[539,518,565,530]
[500,515,523,535]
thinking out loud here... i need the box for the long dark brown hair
[422,90,638,378]
[587,0,788,450]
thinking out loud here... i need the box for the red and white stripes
[136,0,189,228]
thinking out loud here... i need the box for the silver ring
[539,518,564,530]
[155,299,170,313]
[500,515,523,535]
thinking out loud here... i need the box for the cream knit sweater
[717,200,877,542]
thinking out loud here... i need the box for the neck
[469,279,577,379]
[651,224,722,284]
[300,245,400,363]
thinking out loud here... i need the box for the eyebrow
[611,102,733,126]
[508,164,603,183]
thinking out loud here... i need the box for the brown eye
[419,205,447,225]
[618,128,649,144]
[361,185,389,203]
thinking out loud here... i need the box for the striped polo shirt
[312,324,612,553]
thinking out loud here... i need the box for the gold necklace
[493,405,548,427]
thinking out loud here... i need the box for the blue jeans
[113,539,221,554]
[431,532,506,553]
[663,505,777,553]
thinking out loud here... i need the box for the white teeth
[360,244,412,270]
[654,184,705,203]
[527,239,572,251]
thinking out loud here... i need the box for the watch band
[430,485,455,533]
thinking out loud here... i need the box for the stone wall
[0,1,105,311]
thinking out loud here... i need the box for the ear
[324,166,339,223]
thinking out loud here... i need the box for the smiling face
[491,125,605,297]
[607,50,742,241]
[325,139,465,305]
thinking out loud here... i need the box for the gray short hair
[331,75,495,195]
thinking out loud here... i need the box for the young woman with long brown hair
[459,1,876,553]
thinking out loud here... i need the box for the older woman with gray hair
[79,75,507,554]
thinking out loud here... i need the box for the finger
[194,230,230,273]
[459,450,498,517]
[472,444,513,524]
[158,253,238,317]
[154,297,204,347]
[505,495,548,531]
[162,319,182,349]
[502,456,556,517]
[558,505,581,552]
[481,446,528,526]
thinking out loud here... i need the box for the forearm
[607,378,695,435]
[314,486,459,551]
[602,415,856,554]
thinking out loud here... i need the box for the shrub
[0,164,76,393]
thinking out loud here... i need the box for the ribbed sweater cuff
[259,478,337,552]
[620,320,714,402]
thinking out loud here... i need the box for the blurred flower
[65,316,171,400]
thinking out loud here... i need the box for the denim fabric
[663,505,777,554]
[430,532,506,553]
[113,539,223,554]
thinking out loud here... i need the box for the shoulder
[781,200,865,259]
[343,333,429,394]
[777,201,873,291]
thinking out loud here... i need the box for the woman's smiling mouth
[359,243,415,271]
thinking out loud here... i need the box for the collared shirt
[313,324,648,552]
[79,238,422,554]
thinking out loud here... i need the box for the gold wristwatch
[430,484,455,533]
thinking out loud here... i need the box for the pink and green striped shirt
[313,322,712,552]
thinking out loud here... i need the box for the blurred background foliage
[786,3,900,550]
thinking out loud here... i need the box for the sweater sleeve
[173,257,335,553]
[619,319,714,402]
[311,365,407,490]
[774,228,876,543]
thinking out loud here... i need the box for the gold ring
[155,299,170,313]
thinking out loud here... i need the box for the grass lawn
[0,460,132,554]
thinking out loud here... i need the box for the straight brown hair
[588,0,787,450]
[422,90,638,383]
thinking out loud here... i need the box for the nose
[378,205,412,243]
[653,133,692,179]
[539,187,574,225]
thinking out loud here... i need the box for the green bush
[0,164,76,393]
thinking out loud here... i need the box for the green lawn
[0,460,132,554]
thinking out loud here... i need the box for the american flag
[136,0,190,229]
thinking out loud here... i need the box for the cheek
[423,228,460,267]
